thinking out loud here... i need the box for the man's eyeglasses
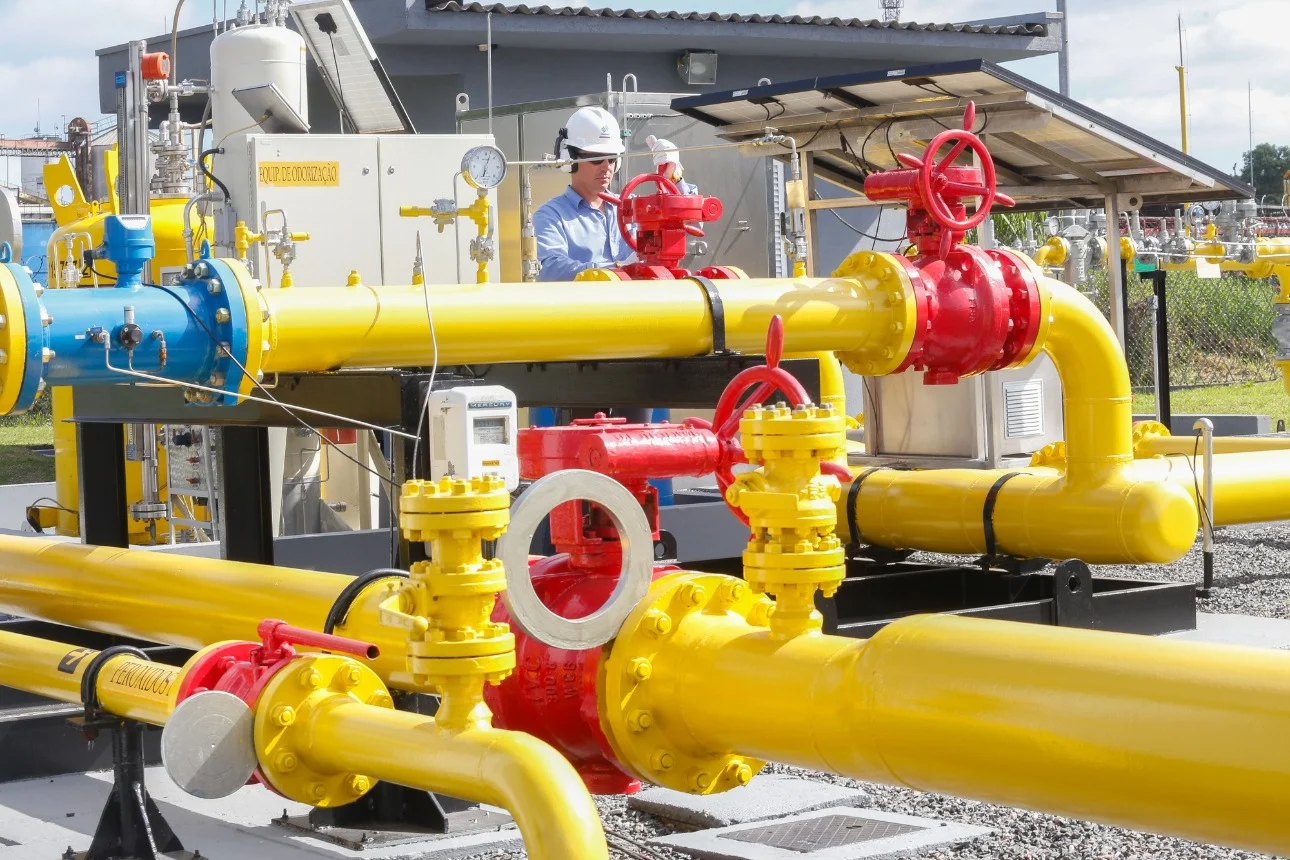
[570,149,614,166]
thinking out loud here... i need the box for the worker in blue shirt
[534,106,634,281]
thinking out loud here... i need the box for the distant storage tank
[209,18,309,239]
[20,155,54,200]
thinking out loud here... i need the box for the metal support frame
[1146,269,1172,427]
[820,555,1197,638]
[1104,193,1127,350]
[219,426,274,564]
[64,716,190,860]
[78,423,129,548]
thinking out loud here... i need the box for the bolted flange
[254,653,392,807]
[600,571,767,795]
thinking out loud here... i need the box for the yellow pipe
[625,593,1290,856]
[304,701,607,860]
[0,535,410,687]
[1125,451,1290,526]
[0,629,176,725]
[1031,236,1068,268]
[0,627,604,859]
[247,267,918,377]
[1138,434,1290,456]
[1176,63,1189,153]
[837,268,1198,563]
[840,461,1195,563]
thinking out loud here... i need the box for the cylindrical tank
[20,156,53,200]
[209,20,308,241]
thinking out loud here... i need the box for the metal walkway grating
[720,813,925,853]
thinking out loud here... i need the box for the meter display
[473,416,509,446]
[461,145,507,190]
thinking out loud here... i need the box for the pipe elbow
[473,728,610,860]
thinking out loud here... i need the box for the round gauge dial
[461,145,507,190]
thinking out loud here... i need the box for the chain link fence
[1082,269,1282,391]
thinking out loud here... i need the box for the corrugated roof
[422,2,1048,36]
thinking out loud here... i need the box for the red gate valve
[175,619,379,707]
[600,171,723,279]
[518,413,731,573]
[859,101,1040,385]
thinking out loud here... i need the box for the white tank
[209,20,308,243]
[20,155,53,200]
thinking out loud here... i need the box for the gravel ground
[464,525,1290,860]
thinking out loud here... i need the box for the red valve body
[173,620,379,795]
[859,107,1041,385]
[485,415,729,793]
[603,171,726,280]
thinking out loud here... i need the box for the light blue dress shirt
[534,186,633,282]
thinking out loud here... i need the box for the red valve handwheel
[608,173,706,252]
[918,128,997,232]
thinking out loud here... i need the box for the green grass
[0,414,55,485]
[1133,381,1290,428]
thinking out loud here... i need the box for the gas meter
[427,385,519,490]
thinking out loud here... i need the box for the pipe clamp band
[324,568,409,635]
[80,645,150,712]
[982,471,1023,565]
[846,467,887,556]
[691,276,730,355]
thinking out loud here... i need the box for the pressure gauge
[1044,215,1060,237]
[461,145,507,190]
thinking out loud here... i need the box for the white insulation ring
[499,469,654,650]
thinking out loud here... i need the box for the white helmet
[556,106,625,169]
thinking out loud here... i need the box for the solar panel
[288,0,415,134]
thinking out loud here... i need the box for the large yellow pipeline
[0,536,408,685]
[840,267,1198,564]
[305,701,606,860]
[603,572,1290,856]
[247,271,916,375]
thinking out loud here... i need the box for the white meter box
[248,133,499,287]
[428,386,519,491]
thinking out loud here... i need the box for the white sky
[2,0,1287,186]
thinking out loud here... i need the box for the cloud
[0,0,212,137]
[776,0,1290,175]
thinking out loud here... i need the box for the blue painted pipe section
[40,284,221,386]
[0,217,254,415]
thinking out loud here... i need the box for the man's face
[570,149,618,198]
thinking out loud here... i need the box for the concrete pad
[653,807,991,860]
[0,766,523,860]
[628,775,871,829]
[1169,613,1290,650]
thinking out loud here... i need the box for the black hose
[199,147,231,202]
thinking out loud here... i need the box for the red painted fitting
[173,620,380,794]
[486,555,680,794]
[860,101,1039,385]
[600,172,724,280]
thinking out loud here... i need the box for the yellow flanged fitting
[828,251,918,377]
[254,652,392,806]
[575,268,622,281]
[382,476,514,728]
[600,570,768,794]
[726,402,846,639]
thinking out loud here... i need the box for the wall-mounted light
[677,50,718,86]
